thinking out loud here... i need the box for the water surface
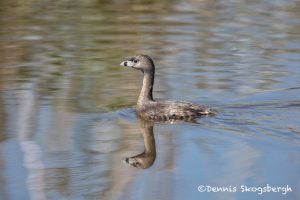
[0,0,300,200]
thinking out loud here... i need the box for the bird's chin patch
[132,66,140,70]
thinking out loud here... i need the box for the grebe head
[120,54,155,73]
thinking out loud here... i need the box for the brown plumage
[120,55,214,122]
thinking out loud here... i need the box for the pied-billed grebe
[120,55,213,121]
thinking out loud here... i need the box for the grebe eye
[134,59,138,63]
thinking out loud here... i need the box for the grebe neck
[137,70,155,107]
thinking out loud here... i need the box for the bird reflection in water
[123,118,156,169]
[123,115,213,169]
